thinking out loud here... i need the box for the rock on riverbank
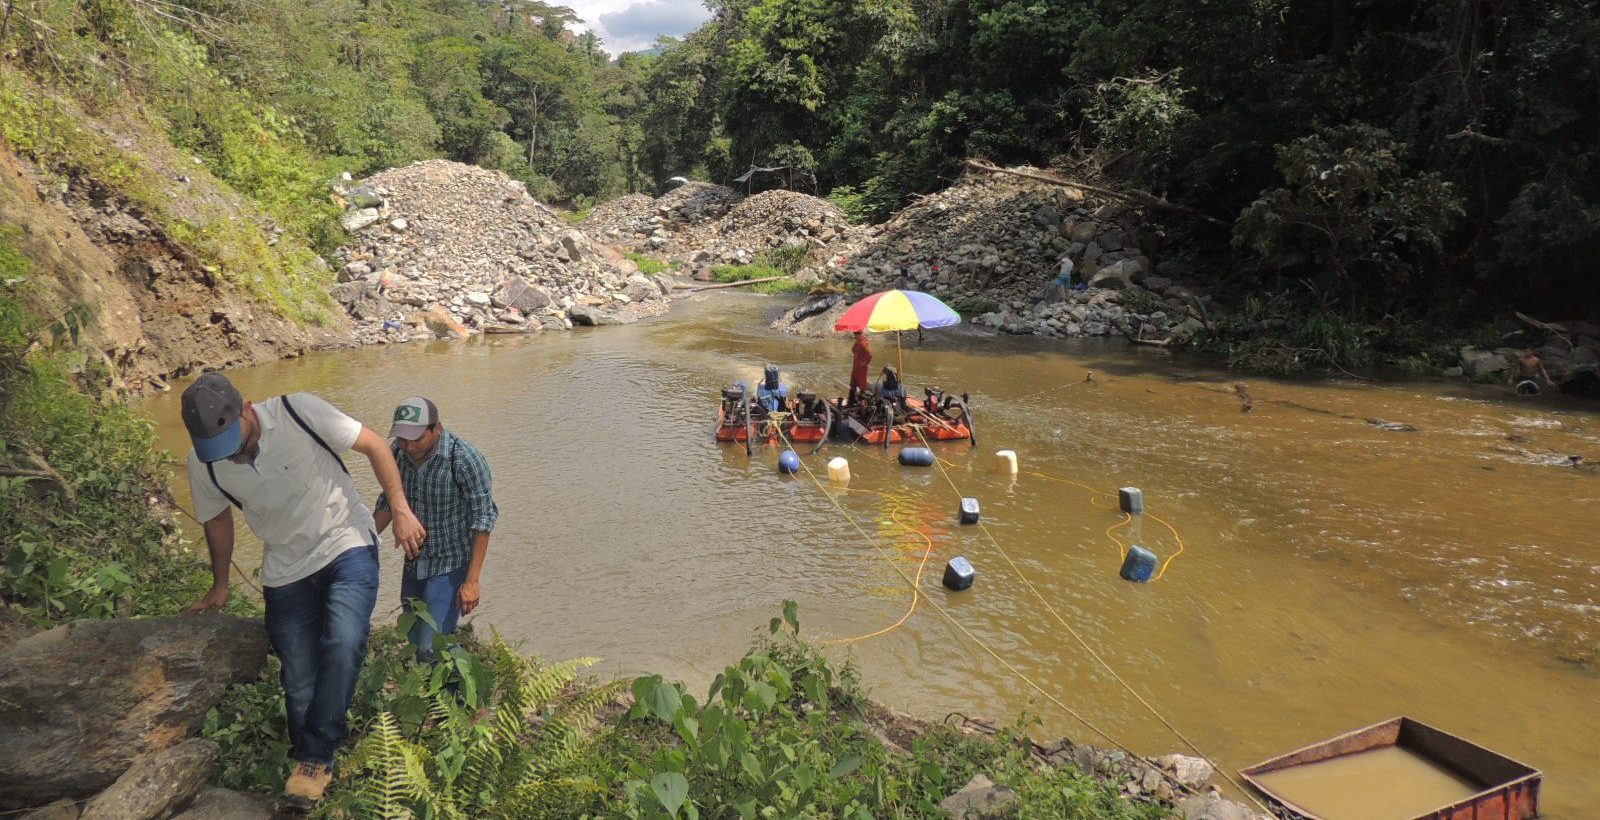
[330,160,671,342]
[0,615,273,818]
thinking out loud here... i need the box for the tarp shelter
[731,165,814,193]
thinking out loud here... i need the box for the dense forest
[3,0,1597,330]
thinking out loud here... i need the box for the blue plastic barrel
[778,450,801,474]
[898,447,935,467]
[943,556,976,591]
[1119,486,1144,515]
[959,497,981,524]
[1120,545,1157,582]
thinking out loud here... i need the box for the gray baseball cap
[181,373,244,463]
[389,396,439,440]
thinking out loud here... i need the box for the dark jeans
[262,542,379,767]
[400,562,468,663]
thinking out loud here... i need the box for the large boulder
[0,615,268,808]
[939,774,1018,819]
[339,207,381,233]
[1460,347,1511,380]
[1175,793,1271,820]
[170,787,276,820]
[80,738,218,820]
[417,306,469,339]
[494,276,553,314]
[568,304,624,326]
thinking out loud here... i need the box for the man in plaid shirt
[374,397,499,662]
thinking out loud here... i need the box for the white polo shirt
[188,393,377,588]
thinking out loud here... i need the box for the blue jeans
[262,542,379,767]
[400,562,468,663]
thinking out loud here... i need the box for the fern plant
[326,646,617,819]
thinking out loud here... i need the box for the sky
[566,0,713,55]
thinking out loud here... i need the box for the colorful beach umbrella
[833,289,961,333]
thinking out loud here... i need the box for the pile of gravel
[824,167,1217,343]
[329,160,670,343]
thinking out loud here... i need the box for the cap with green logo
[389,396,439,440]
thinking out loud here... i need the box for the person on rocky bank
[374,397,498,663]
[180,374,424,810]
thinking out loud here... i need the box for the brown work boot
[282,760,332,809]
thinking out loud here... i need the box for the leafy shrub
[755,244,808,275]
[825,185,871,224]
[1234,124,1463,287]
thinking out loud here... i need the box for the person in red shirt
[849,331,872,400]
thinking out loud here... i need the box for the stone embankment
[329,160,672,342]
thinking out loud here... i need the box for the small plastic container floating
[942,557,975,591]
[1239,716,1541,820]
[958,497,980,524]
[1119,545,1157,582]
[898,447,935,467]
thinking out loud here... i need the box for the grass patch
[563,206,594,224]
[951,297,1001,317]
[756,243,809,275]
[625,252,675,275]
[712,263,808,294]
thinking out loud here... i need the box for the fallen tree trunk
[963,160,1230,228]
[676,275,794,293]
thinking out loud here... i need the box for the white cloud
[566,0,711,55]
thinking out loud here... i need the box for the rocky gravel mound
[330,160,671,342]
[654,181,739,226]
[584,185,849,271]
[580,192,654,240]
[823,167,1218,343]
[682,190,852,266]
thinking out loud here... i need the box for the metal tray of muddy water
[1239,716,1541,820]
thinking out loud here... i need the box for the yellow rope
[817,489,936,647]
[769,429,1208,800]
[171,502,264,597]
[917,433,1266,810]
[1021,469,1188,580]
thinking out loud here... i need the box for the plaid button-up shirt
[376,429,498,579]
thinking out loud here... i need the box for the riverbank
[0,245,1261,816]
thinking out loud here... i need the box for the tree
[1234,124,1463,288]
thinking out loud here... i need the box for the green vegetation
[756,245,809,276]
[627,0,1599,366]
[207,602,1171,818]
[951,298,1000,319]
[626,253,676,276]
[711,264,808,294]
[0,269,214,623]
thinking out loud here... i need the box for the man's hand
[392,509,427,559]
[458,578,481,615]
[186,584,230,615]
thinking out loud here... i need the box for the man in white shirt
[180,373,424,809]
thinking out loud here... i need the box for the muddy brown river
[143,294,1600,816]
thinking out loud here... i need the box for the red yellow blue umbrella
[834,289,960,376]
[833,289,962,333]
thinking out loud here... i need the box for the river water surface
[143,294,1600,816]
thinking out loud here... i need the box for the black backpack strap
[279,394,350,475]
[206,461,243,509]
